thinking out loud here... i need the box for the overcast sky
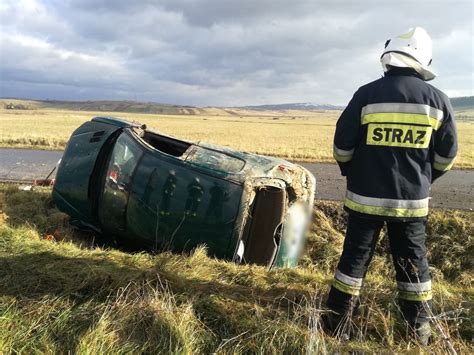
[0,0,472,106]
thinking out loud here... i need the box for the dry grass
[0,107,338,162]
[2,104,472,167]
[0,185,472,353]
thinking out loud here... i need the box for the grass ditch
[0,185,472,352]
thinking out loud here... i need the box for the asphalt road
[1,148,472,210]
[297,162,474,211]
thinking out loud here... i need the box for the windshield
[99,132,143,231]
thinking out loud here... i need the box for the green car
[52,117,316,268]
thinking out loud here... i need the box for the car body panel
[124,147,244,259]
[52,119,125,227]
[53,116,316,268]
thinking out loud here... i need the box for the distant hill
[451,96,474,110]
[44,100,202,115]
[241,103,345,111]
[2,96,472,114]
[0,99,203,115]
[244,97,474,112]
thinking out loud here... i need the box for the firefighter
[324,27,458,345]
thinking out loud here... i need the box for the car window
[105,132,142,188]
[185,146,245,174]
[99,132,143,231]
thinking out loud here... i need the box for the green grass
[0,185,472,353]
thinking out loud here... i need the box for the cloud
[0,0,472,106]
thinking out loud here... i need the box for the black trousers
[326,214,432,324]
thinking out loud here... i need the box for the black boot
[321,311,342,335]
[321,311,352,340]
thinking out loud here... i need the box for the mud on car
[52,117,316,268]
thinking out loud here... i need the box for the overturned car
[52,117,316,268]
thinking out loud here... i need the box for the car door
[98,131,143,233]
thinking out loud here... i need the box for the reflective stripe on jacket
[334,67,458,220]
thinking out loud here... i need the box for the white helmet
[381,27,436,81]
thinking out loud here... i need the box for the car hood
[198,142,312,191]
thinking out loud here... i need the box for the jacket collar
[384,66,423,79]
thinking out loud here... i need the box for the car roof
[92,116,144,128]
[92,116,298,181]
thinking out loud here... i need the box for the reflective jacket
[333,68,458,220]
